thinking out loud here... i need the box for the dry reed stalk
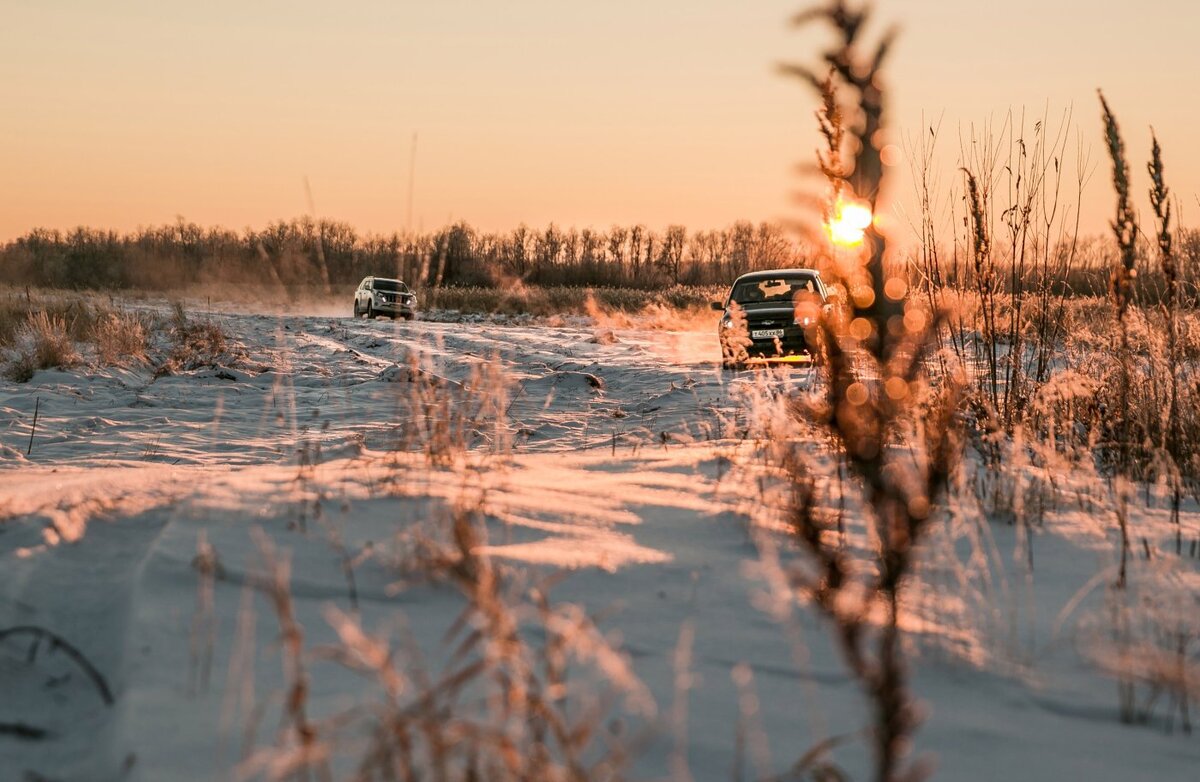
[1148,131,1182,555]
[189,531,219,695]
[1099,92,1138,590]
[780,4,961,780]
[961,167,999,417]
[952,109,1082,437]
[242,529,332,782]
[903,116,958,363]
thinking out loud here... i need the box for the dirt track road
[0,312,815,467]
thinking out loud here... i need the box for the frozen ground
[1,308,1197,781]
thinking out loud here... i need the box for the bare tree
[661,225,688,284]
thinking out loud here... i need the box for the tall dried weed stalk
[1100,92,1138,467]
[781,3,961,780]
[1099,92,1139,593]
[1148,131,1183,555]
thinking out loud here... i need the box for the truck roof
[733,268,822,281]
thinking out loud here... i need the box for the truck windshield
[731,276,819,304]
[373,279,408,292]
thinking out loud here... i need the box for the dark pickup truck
[712,268,828,369]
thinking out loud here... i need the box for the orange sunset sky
[1,0,1197,243]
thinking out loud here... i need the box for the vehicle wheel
[352,301,361,317]
[402,313,415,321]
[366,302,374,319]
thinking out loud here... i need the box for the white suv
[353,277,416,320]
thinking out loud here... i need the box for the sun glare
[826,196,873,247]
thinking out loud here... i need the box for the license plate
[751,328,785,339]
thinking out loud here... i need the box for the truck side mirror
[710,300,725,312]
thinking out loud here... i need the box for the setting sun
[826,195,874,247]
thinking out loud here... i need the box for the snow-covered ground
[1,308,1197,781]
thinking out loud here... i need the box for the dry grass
[91,309,149,366]
[0,291,98,348]
[898,80,1200,746]
[158,301,239,374]
[0,289,241,381]
[4,311,81,381]
[423,284,721,322]
[386,353,513,467]
[1,290,127,377]
[26,312,79,369]
[227,480,652,781]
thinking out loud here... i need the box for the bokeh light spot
[885,376,909,400]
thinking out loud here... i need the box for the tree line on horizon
[0,217,810,292]
[3,216,1198,301]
